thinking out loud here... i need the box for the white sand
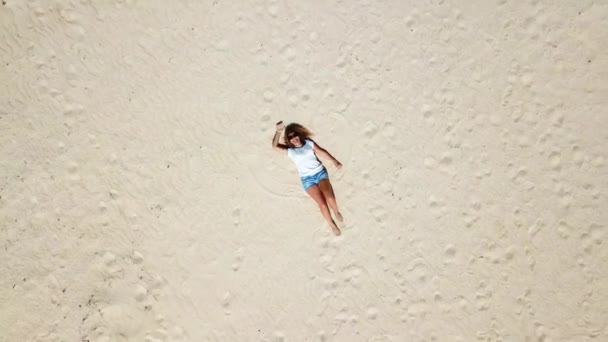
[1,0,607,341]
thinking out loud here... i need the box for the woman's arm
[272,121,288,153]
[313,142,343,169]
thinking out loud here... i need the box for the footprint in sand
[366,307,379,320]
[232,248,244,272]
[475,281,491,311]
[443,244,457,264]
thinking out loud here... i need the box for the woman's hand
[276,121,285,132]
[334,160,343,170]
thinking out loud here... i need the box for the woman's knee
[318,200,329,209]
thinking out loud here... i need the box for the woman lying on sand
[272,121,343,235]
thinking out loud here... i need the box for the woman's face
[287,132,302,147]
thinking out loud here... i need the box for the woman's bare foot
[334,211,343,222]
[331,225,341,236]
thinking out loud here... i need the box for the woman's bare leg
[319,179,342,222]
[306,185,341,235]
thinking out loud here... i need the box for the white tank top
[287,140,324,177]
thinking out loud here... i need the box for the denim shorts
[301,167,329,191]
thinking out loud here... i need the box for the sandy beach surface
[1,0,607,341]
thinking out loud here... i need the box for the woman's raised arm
[272,121,288,153]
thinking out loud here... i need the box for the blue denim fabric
[301,167,329,191]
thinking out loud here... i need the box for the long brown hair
[284,123,314,148]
